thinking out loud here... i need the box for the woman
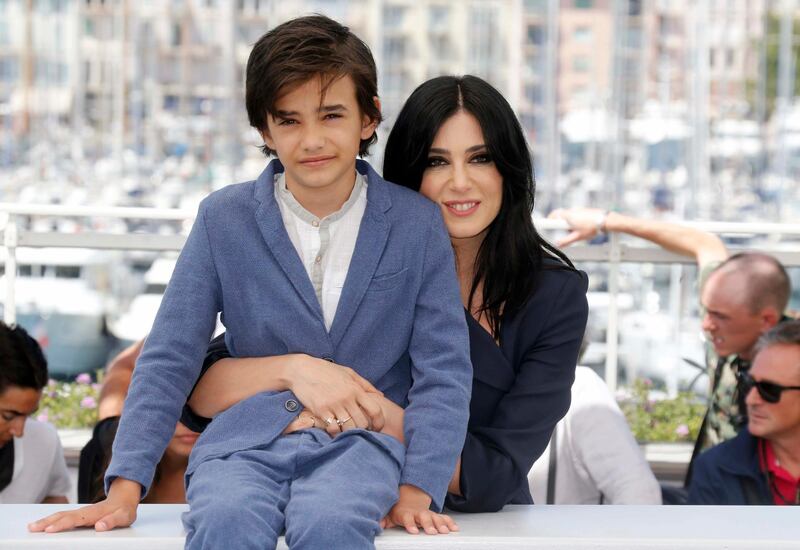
[79,339,199,504]
[185,75,588,517]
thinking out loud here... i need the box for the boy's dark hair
[0,322,48,395]
[246,14,382,157]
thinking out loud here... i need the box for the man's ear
[360,96,382,140]
[760,307,781,330]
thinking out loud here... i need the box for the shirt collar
[274,171,366,226]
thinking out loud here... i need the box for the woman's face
[164,421,199,459]
[419,111,503,246]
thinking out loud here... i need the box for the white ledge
[2,504,799,549]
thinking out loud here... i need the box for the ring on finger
[336,416,352,427]
[324,417,335,426]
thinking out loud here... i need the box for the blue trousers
[182,428,404,550]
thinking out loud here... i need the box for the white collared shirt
[274,171,367,331]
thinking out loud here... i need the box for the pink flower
[675,424,690,437]
[36,412,49,423]
[80,396,97,409]
[76,373,92,385]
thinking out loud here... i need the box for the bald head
[713,252,790,314]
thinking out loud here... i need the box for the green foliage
[618,379,705,443]
[35,372,102,429]
[747,13,800,118]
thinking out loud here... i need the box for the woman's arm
[187,354,295,418]
[447,269,589,512]
[186,334,386,435]
[97,340,145,420]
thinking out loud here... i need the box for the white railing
[3,202,800,391]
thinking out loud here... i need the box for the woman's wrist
[279,354,308,392]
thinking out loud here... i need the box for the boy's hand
[28,478,141,533]
[287,354,385,436]
[382,485,458,535]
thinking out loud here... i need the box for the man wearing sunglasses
[688,321,800,505]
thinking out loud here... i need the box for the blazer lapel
[329,162,391,345]
[253,161,325,324]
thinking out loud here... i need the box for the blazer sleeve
[447,269,588,512]
[179,333,231,433]
[400,208,473,511]
[104,201,222,496]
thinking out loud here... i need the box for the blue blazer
[105,160,472,510]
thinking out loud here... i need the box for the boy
[29,15,471,549]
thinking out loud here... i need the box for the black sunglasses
[739,371,800,404]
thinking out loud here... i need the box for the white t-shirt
[0,419,71,503]
[528,367,661,505]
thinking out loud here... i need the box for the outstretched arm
[98,340,145,420]
[548,208,728,267]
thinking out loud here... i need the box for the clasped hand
[281,354,387,437]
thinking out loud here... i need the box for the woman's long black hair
[383,75,574,340]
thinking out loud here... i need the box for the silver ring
[324,417,335,426]
[336,416,352,426]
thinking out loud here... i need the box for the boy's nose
[300,124,325,151]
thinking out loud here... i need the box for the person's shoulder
[521,259,588,313]
[696,430,749,469]
[200,180,259,213]
[362,162,438,217]
[18,419,60,454]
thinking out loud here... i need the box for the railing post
[605,233,621,392]
[3,215,17,326]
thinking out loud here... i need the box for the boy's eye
[426,157,447,168]
[323,113,342,120]
[277,119,297,126]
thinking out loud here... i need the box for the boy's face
[262,75,377,201]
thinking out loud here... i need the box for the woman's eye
[470,154,492,164]
[426,157,447,167]
[324,113,342,120]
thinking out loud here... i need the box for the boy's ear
[360,96,382,140]
[260,127,276,151]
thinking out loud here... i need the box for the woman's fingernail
[97,522,107,530]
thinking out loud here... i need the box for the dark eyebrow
[428,144,488,155]
[0,408,30,417]
[321,104,347,113]
[274,105,348,118]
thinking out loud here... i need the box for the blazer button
[284,399,299,412]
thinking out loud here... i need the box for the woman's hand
[287,355,385,437]
[382,485,458,535]
[28,478,141,533]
